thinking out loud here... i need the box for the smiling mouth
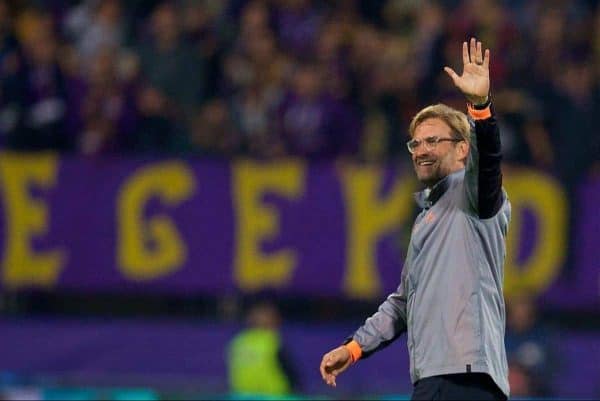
[417,160,435,166]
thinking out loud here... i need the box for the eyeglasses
[406,136,464,154]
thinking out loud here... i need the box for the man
[228,301,299,397]
[319,38,510,400]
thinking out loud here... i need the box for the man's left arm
[466,100,504,219]
[444,38,503,218]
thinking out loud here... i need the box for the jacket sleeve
[464,102,504,219]
[345,265,409,359]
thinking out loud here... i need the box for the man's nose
[413,144,429,158]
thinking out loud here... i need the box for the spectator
[180,0,231,100]
[222,0,284,97]
[77,48,137,155]
[505,294,557,397]
[507,359,537,398]
[272,0,325,59]
[226,24,289,158]
[314,20,353,102]
[63,0,125,68]
[9,9,73,151]
[135,1,205,126]
[227,300,299,397]
[0,0,22,144]
[547,56,599,188]
[189,98,241,157]
[278,60,360,159]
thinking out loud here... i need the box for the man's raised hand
[444,37,490,105]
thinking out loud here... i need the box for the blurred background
[0,0,598,399]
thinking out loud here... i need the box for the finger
[444,66,459,84]
[476,41,483,64]
[483,48,490,69]
[320,363,327,380]
[462,41,469,65]
[469,37,476,63]
[320,357,330,380]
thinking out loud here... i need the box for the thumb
[444,66,460,84]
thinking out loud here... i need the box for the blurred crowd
[0,0,598,181]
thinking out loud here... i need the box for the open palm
[444,38,490,105]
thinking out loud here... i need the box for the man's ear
[457,141,470,163]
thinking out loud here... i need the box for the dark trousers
[411,373,507,401]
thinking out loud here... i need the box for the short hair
[408,103,471,142]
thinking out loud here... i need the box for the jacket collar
[413,169,465,209]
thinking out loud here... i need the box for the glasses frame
[406,136,464,154]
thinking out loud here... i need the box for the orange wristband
[467,103,492,120]
[344,340,363,364]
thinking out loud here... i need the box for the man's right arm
[344,271,409,361]
[321,258,410,386]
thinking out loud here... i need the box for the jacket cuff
[344,340,363,364]
[467,102,492,120]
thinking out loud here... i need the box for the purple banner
[0,154,597,309]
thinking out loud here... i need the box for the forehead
[413,118,452,139]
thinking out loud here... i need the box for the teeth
[418,161,434,166]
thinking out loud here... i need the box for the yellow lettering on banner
[340,166,416,298]
[117,162,195,280]
[0,153,66,287]
[233,160,305,290]
[503,168,568,298]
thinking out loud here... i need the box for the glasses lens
[424,137,440,151]
[425,136,439,145]
[407,139,419,154]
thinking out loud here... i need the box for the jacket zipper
[408,288,417,378]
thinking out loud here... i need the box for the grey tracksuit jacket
[349,105,511,396]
